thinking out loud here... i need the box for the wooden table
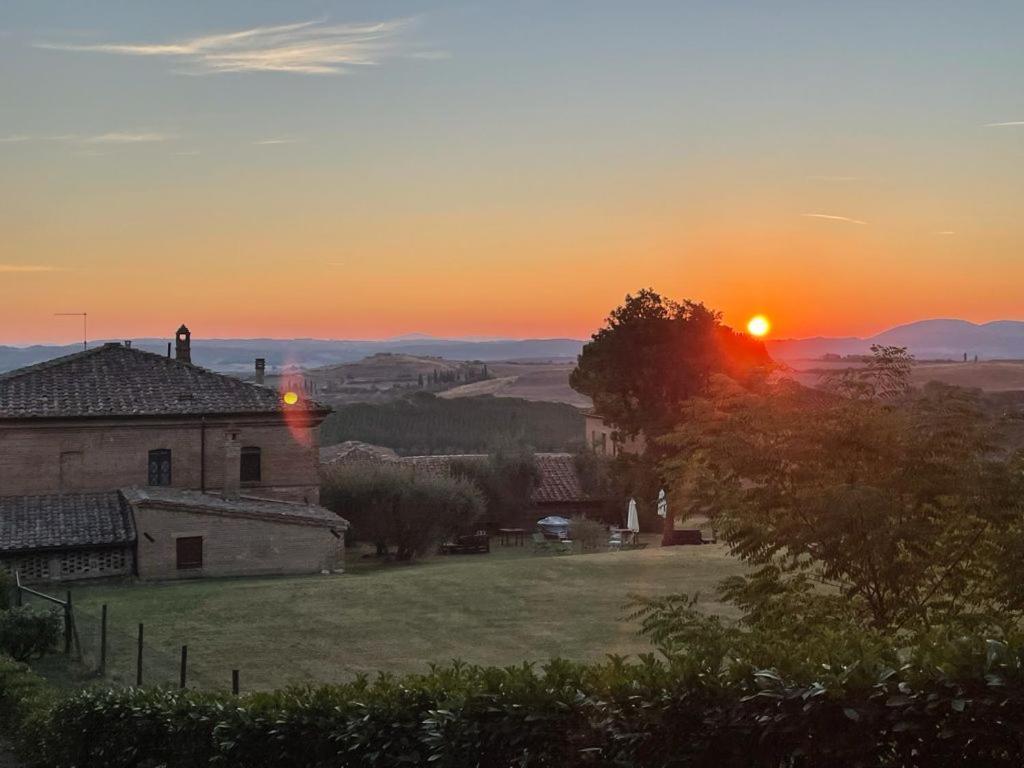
[497,528,526,547]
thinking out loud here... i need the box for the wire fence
[73,599,236,691]
[15,576,240,692]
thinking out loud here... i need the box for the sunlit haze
[2,2,1023,345]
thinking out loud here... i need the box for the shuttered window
[148,449,172,486]
[240,446,262,483]
[175,536,203,570]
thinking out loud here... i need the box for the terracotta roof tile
[0,491,135,553]
[123,487,347,528]
[0,343,330,419]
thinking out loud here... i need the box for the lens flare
[747,315,771,337]
[283,391,299,405]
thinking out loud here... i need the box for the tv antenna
[54,312,88,350]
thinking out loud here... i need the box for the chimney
[175,325,191,363]
[223,431,240,499]
[254,358,266,385]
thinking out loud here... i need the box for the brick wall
[0,416,323,503]
[132,504,345,580]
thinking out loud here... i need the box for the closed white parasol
[627,498,640,534]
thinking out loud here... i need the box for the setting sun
[747,315,771,337]
[282,391,299,405]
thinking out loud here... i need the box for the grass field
[439,362,592,408]
[65,539,742,691]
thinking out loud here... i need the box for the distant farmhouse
[0,326,347,582]
[583,410,645,457]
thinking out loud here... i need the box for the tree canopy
[569,289,772,440]
[659,346,1024,640]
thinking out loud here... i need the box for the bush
[22,645,1024,767]
[450,446,541,527]
[0,655,54,756]
[321,463,484,560]
[569,515,607,551]
[0,605,62,662]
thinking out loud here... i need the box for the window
[176,536,203,570]
[240,446,262,483]
[148,449,172,486]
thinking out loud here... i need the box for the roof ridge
[0,342,333,418]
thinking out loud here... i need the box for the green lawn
[66,538,743,691]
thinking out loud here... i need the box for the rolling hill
[768,319,1024,361]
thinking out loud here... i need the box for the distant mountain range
[2,319,1022,374]
[767,320,1024,361]
[0,336,586,374]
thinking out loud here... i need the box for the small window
[176,536,203,570]
[240,446,261,483]
[148,449,172,486]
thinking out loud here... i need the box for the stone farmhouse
[0,327,347,582]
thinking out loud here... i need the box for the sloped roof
[0,491,136,554]
[320,441,399,465]
[321,446,593,505]
[123,487,347,529]
[0,343,330,420]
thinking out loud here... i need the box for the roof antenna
[54,312,88,351]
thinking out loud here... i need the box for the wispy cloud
[801,213,868,225]
[0,132,173,145]
[35,18,436,75]
[805,175,860,182]
[81,132,172,143]
[984,121,1024,127]
[253,137,301,145]
[935,231,956,236]
[0,264,64,273]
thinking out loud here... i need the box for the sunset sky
[2,1,1022,345]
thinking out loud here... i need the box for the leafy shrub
[19,641,1024,767]
[0,654,54,756]
[568,514,607,551]
[321,463,484,560]
[0,605,62,662]
[450,446,540,526]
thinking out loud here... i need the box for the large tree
[569,290,771,533]
[570,289,772,441]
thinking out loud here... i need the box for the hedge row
[4,651,1024,767]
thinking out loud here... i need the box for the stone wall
[0,546,134,583]
[0,416,322,503]
[132,504,344,580]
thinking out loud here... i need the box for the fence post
[64,590,72,655]
[180,645,188,689]
[136,623,144,686]
[99,604,108,675]
[232,669,240,695]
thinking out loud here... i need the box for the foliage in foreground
[661,346,1024,639]
[5,641,1024,767]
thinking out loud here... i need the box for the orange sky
[2,3,1022,345]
